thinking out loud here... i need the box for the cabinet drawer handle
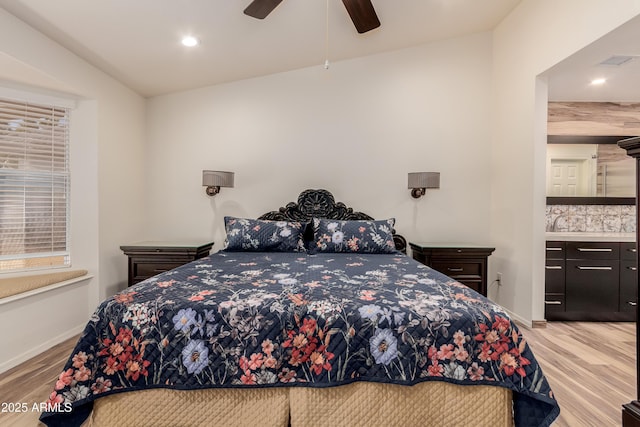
[576,266,612,270]
[545,266,562,270]
[629,301,638,307]
[447,268,464,272]
[154,268,169,273]
[577,248,613,252]
[629,248,637,253]
[546,247,562,251]
[545,301,563,305]
[628,267,638,271]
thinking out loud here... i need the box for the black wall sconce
[408,172,440,198]
[202,170,234,196]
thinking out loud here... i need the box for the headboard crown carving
[258,189,406,253]
[259,189,374,222]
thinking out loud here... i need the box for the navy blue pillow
[312,218,397,254]
[223,217,306,252]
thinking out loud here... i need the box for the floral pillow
[312,218,397,254]
[223,217,306,252]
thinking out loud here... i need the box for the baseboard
[503,307,533,329]
[0,325,84,374]
[531,320,547,328]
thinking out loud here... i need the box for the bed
[40,189,559,427]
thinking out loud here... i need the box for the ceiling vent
[598,55,639,66]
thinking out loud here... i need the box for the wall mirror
[546,135,636,204]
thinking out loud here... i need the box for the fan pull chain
[324,0,330,69]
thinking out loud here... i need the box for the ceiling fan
[244,0,381,34]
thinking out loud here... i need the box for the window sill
[0,270,92,306]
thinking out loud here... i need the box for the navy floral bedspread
[41,251,559,426]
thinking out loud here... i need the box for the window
[0,97,70,272]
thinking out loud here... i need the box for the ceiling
[546,13,640,103]
[0,0,522,97]
[1,1,638,102]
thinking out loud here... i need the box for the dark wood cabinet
[120,241,214,287]
[545,240,635,321]
[618,135,640,426]
[409,243,495,296]
[544,241,566,317]
[566,241,620,314]
[622,242,639,314]
[565,241,619,260]
[565,258,619,312]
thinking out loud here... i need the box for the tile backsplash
[546,205,636,233]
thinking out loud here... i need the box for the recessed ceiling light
[181,36,199,47]
[590,78,606,85]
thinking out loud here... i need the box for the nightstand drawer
[135,262,184,279]
[431,261,481,277]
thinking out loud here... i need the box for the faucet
[551,214,568,232]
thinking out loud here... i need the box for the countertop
[545,232,635,242]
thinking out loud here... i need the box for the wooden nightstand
[409,243,495,296]
[120,241,214,287]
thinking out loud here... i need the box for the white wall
[490,0,640,324]
[146,33,494,254]
[0,8,146,372]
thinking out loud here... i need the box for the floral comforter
[41,251,559,427]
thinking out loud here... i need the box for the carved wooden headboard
[258,189,407,253]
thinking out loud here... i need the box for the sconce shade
[202,170,234,188]
[203,170,234,196]
[408,172,440,189]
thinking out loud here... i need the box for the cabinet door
[545,294,565,317]
[545,241,565,260]
[545,260,565,294]
[566,259,619,312]
[621,242,637,261]
[566,242,619,260]
[620,259,638,313]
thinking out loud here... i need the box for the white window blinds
[0,98,70,271]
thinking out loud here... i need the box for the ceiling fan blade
[342,0,380,34]
[244,0,284,19]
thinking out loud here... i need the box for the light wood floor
[0,322,635,426]
[525,321,636,427]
